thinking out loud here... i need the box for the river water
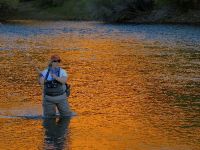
[0,21,199,150]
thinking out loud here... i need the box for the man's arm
[39,76,45,89]
[51,73,67,84]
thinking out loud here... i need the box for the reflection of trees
[43,117,71,150]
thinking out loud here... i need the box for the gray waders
[43,93,72,117]
[43,68,71,118]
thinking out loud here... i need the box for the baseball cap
[50,54,61,62]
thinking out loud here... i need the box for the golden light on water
[0,22,199,150]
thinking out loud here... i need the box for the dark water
[0,21,199,150]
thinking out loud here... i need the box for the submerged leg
[43,100,57,117]
[57,99,72,117]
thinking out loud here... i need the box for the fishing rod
[23,52,41,74]
[19,49,71,96]
[15,39,42,75]
[20,51,45,86]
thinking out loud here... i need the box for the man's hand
[50,73,67,84]
[50,73,58,79]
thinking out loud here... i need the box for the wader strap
[45,67,60,81]
[44,68,50,96]
[58,67,60,77]
[45,68,50,81]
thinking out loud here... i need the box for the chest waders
[43,68,72,117]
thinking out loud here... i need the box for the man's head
[50,54,61,63]
[50,55,61,68]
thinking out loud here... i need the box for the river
[0,21,199,150]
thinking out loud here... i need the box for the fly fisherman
[39,55,72,118]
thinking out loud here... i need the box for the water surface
[0,21,199,150]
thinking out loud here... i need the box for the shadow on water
[43,117,71,150]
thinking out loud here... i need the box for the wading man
[39,55,72,117]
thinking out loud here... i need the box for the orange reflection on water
[0,33,199,150]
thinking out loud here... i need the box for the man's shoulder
[41,68,48,77]
[59,67,67,76]
[59,67,66,72]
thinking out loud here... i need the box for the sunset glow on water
[0,21,199,150]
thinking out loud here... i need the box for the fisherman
[39,54,72,118]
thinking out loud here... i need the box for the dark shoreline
[1,1,200,26]
[1,7,200,26]
[1,20,200,27]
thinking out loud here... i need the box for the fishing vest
[44,68,65,96]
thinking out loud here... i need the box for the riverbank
[1,1,198,25]
[129,7,200,25]
[11,1,92,21]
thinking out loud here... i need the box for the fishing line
[16,38,41,74]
